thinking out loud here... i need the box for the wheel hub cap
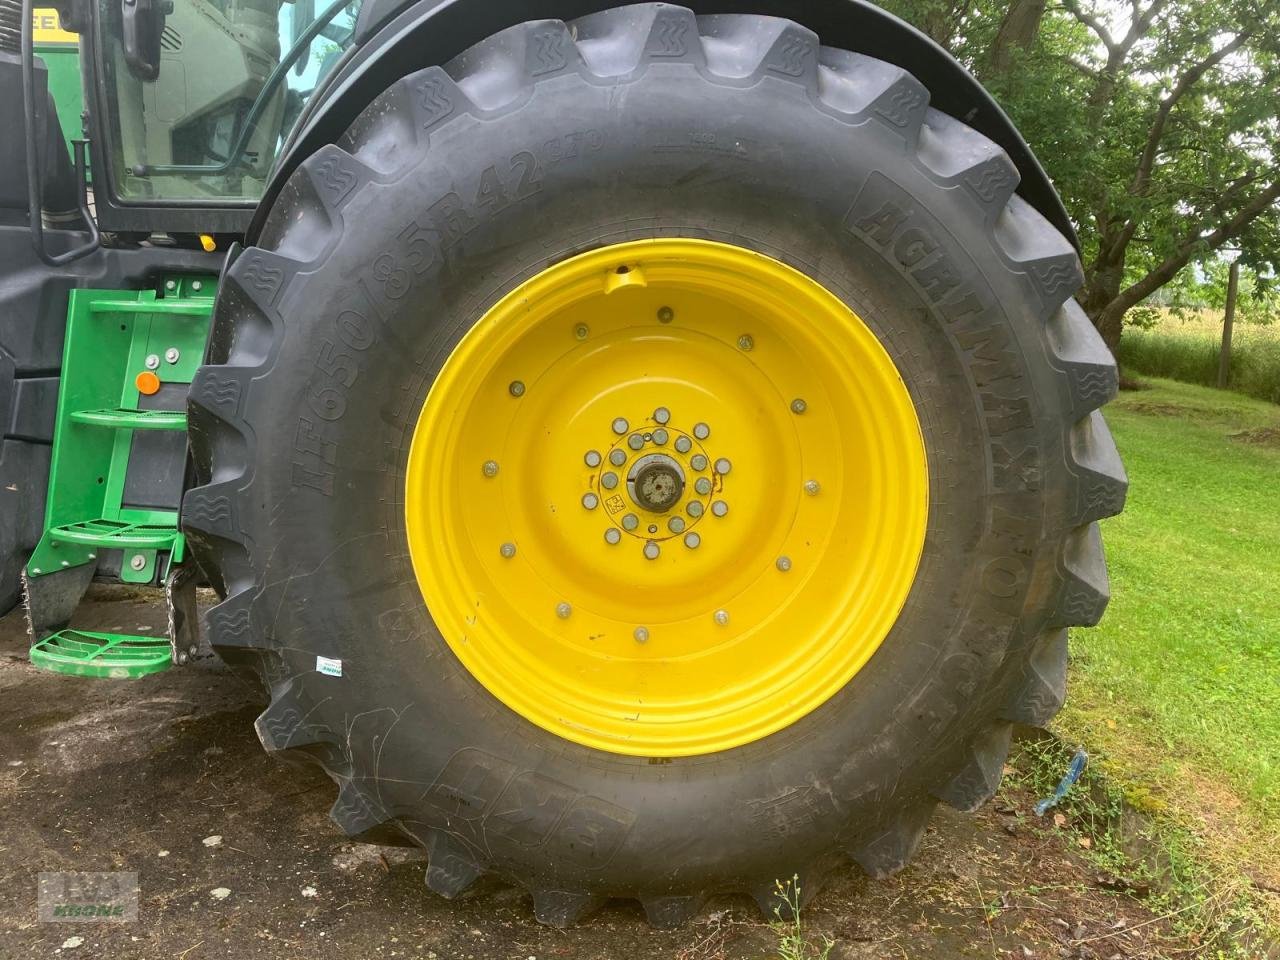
[404,239,928,756]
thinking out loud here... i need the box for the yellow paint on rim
[405,239,927,756]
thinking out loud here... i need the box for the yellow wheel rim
[405,239,928,757]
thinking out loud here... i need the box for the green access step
[87,298,213,317]
[45,520,178,550]
[69,408,188,430]
[30,630,172,678]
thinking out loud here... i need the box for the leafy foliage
[880,0,1280,347]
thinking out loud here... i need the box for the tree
[881,0,1280,351]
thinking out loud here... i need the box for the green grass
[1118,312,1280,404]
[1061,377,1280,869]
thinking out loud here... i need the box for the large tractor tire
[184,4,1126,927]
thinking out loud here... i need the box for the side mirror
[120,0,170,81]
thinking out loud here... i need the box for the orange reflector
[135,371,161,395]
[199,234,217,252]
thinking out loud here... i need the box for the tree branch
[1108,179,1280,314]
[1129,31,1253,198]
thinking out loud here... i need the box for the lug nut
[684,532,701,549]
[714,609,729,626]
[582,493,599,510]
[654,407,671,425]
[652,428,668,445]
[500,542,517,559]
[791,398,807,415]
[482,460,499,478]
[585,450,602,468]
[634,626,650,643]
[604,528,621,545]
[129,554,146,571]
[628,433,645,451]
[714,458,732,475]
[508,380,526,397]
[575,324,590,340]
[556,602,572,619]
[693,422,710,440]
[601,472,619,490]
[622,513,639,531]
[804,479,821,496]
[776,555,792,572]
[145,354,160,370]
[694,477,712,496]
[643,542,660,560]
[612,417,629,435]
[657,306,674,324]
[687,501,704,518]
[675,436,692,454]
[711,500,729,517]
[165,347,181,364]
[690,453,708,471]
[668,516,685,534]
[609,449,627,467]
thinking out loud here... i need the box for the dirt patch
[1122,400,1227,420]
[1119,374,1152,392]
[0,590,1204,959]
[1231,427,1280,447]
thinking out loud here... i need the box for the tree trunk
[985,0,1047,75]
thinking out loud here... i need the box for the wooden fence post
[1218,259,1239,390]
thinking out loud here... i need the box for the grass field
[1060,377,1280,890]
[1118,309,1280,404]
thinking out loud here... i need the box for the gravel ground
[0,587,1181,959]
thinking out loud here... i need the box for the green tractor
[2,0,1125,927]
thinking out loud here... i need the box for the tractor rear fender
[254,0,1078,251]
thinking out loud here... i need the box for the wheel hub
[404,239,928,757]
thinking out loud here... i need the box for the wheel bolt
[584,450,602,468]
[694,477,712,496]
[628,433,645,450]
[714,458,732,475]
[713,609,729,626]
[582,493,599,510]
[675,436,692,454]
[604,528,621,545]
[684,532,701,549]
[791,398,807,415]
[690,453,708,471]
[668,516,685,534]
[804,479,821,496]
[737,334,754,351]
[612,417,629,435]
[575,324,590,340]
[687,501,704,518]
[634,626,650,643]
[654,407,671,425]
[601,472,618,490]
[711,500,729,517]
[508,380,525,397]
[622,513,639,531]
[500,542,517,559]
[609,449,627,467]
[644,542,660,560]
[693,422,710,440]
[482,460,499,478]
[556,602,572,619]
[776,555,792,572]
[657,306,674,324]
[652,428,669,445]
